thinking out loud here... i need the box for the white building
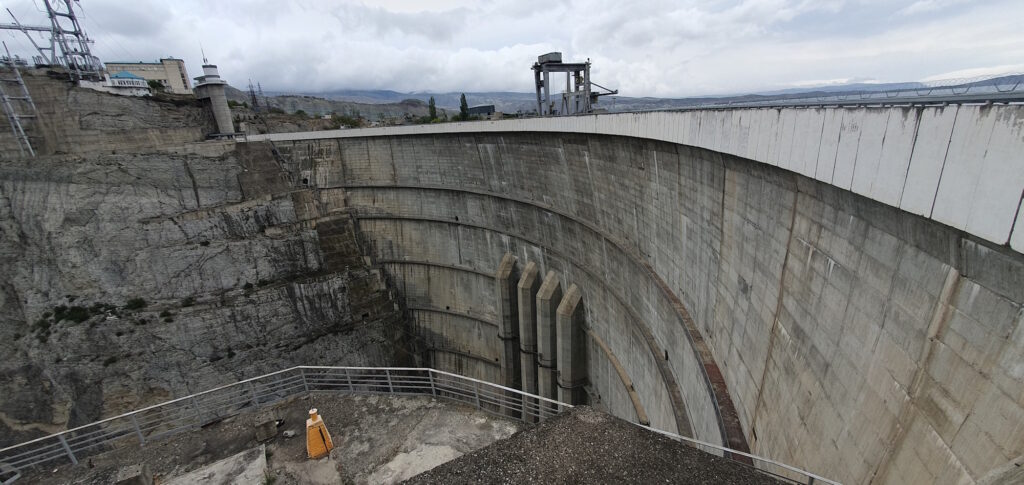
[78,71,151,97]
[103,58,192,94]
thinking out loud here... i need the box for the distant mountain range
[230,74,1023,117]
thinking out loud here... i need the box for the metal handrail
[641,426,841,485]
[0,366,836,485]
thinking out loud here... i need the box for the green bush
[124,298,147,310]
[103,356,118,366]
[181,296,195,307]
[62,306,91,323]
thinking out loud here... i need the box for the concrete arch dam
[248,105,1024,484]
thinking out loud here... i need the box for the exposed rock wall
[0,83,411,447]
[0,69,214,159]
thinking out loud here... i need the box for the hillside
[225,85,437,121]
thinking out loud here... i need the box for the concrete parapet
[517,262,541,422]
[536,271,563,401]
[556,284,586,405]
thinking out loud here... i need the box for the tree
[428,96,437,120]
[459,93,469,121]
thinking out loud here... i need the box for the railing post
[344,368,352,391]
[428,370,437,397]
[57,434,77,465]
[808,478,815,485]
[131,414,145,445]
[248,381,259,409]
[301,368,310,394]
[386,369,394,393]
[473,382,481,409]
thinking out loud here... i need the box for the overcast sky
[3,0,1023,97]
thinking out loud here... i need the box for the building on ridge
[77,71,151,97]
[103,58,192,94]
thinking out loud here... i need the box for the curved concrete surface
[250,105,1024,253]
[249,124,1024,484]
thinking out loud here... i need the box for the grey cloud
[3,0,1023,97]
[79,0,170,37]
[329,4,470,43]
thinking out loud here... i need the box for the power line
[75,3,136,62]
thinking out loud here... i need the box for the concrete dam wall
[258,123,1024,484]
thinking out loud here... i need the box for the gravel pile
[405,406,782,484]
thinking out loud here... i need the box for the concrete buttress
[517,262,541,421]
[556,284,586,405]
[495,253,521,399]
[536,271,562,403]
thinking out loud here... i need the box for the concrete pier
[536,271,562,402]
[517,262,541,421]
[556,284,585,405]
[495,253,520,392]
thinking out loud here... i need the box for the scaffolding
[0,0,102,80]
[0,42,38,157]
[532,52,617,116]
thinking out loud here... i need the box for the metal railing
[0,366,563,479]
[0,366,838,485]
[641,426,841,485]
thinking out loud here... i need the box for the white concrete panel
[796,108,826,178]
[832,108,865,190]
[867,107,920,207]
[815,109,844,184]
[697,110,715,151]
[707,110,723,151]
[932,105,999,232]
[744,109,763,161]
[774,108,799,169]
[757,109,779,164]
[676,111,692,146]
[595,113,617,136]
[899,106,959,217]
[653,112,671,143]
[782,108,806,173]
[580,115,597,135]
[850,108,892,199]
[630,112,643,139]
[722,110,737,156]
[715,111,731,154]
[686,110,702,147]
[964,107,1024,244]
[731,109,752,158]
[1012,202,1024,253]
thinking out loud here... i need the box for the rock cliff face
[0,74,413,447]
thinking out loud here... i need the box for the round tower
[192,64,235,136]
